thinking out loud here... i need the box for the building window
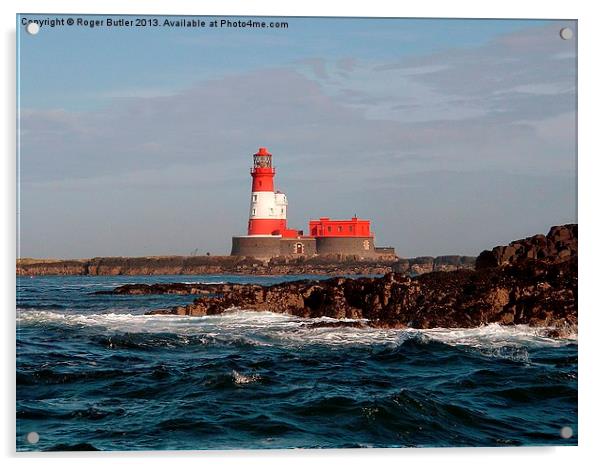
[295,243,304,254]
[281,208,284,214]
[349,226,353,232]
[252,208,256,216]
[270,208,274,215]
[337,226,343,232]
[327,226,332,232]
[253,195,257,202]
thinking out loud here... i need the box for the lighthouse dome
[255,147,271,156]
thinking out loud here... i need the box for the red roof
[255,147,271,156]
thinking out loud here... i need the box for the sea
[16,274,578,451]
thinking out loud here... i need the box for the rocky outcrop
[139,257,575,332]
[393,255,476,275]
[103,224,574,332]
[476,224,577,269]
[15,258,89,276]
[17,256,396,276]
[17,254,473,277]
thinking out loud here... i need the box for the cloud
[312,23,576,127]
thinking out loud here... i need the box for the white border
[3,1,600,465]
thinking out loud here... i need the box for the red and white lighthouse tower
[247,147,289,236]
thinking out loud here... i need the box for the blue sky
[17,15,577,258]
[19,17,547,110]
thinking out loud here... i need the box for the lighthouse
[231,146,395,259]
[247,147,288,236]
[231,147,314,258]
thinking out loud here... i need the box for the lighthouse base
[231,235,393,260]
[231,236,317,259]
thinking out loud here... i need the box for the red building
[309,216,372,238]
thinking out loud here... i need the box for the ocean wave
[418,324,576,348]
[16,303,67,311]
[16,309,575,351]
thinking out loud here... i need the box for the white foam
[16,309,576,349]
[232,370,261,385]
[418,323,576,348]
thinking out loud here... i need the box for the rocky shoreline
[17,254,475,277]
[97,224,577,334]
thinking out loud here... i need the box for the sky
[17,15,577,258]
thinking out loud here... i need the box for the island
[96,224,577,336]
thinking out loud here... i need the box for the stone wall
[314,236,376,258]
[279,238,317,256]
[230,236,282,258]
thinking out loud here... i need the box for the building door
[295,243,304,254]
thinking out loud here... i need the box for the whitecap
[232,370,261,385]
[418,323,576,348]
[16,309,576,350]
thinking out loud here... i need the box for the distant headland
[16,254,474,277]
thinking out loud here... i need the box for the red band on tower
[248,219,287,236]
[251,168,275,192]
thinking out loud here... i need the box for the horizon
[17,16,577,258]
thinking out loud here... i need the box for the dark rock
[137,256,576,332]
[476,224,577,270]
[19,254,476,277]
[18,255,398,277]
[129,225,577,333]
[475,250,498,270]
[392,255,476,274]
